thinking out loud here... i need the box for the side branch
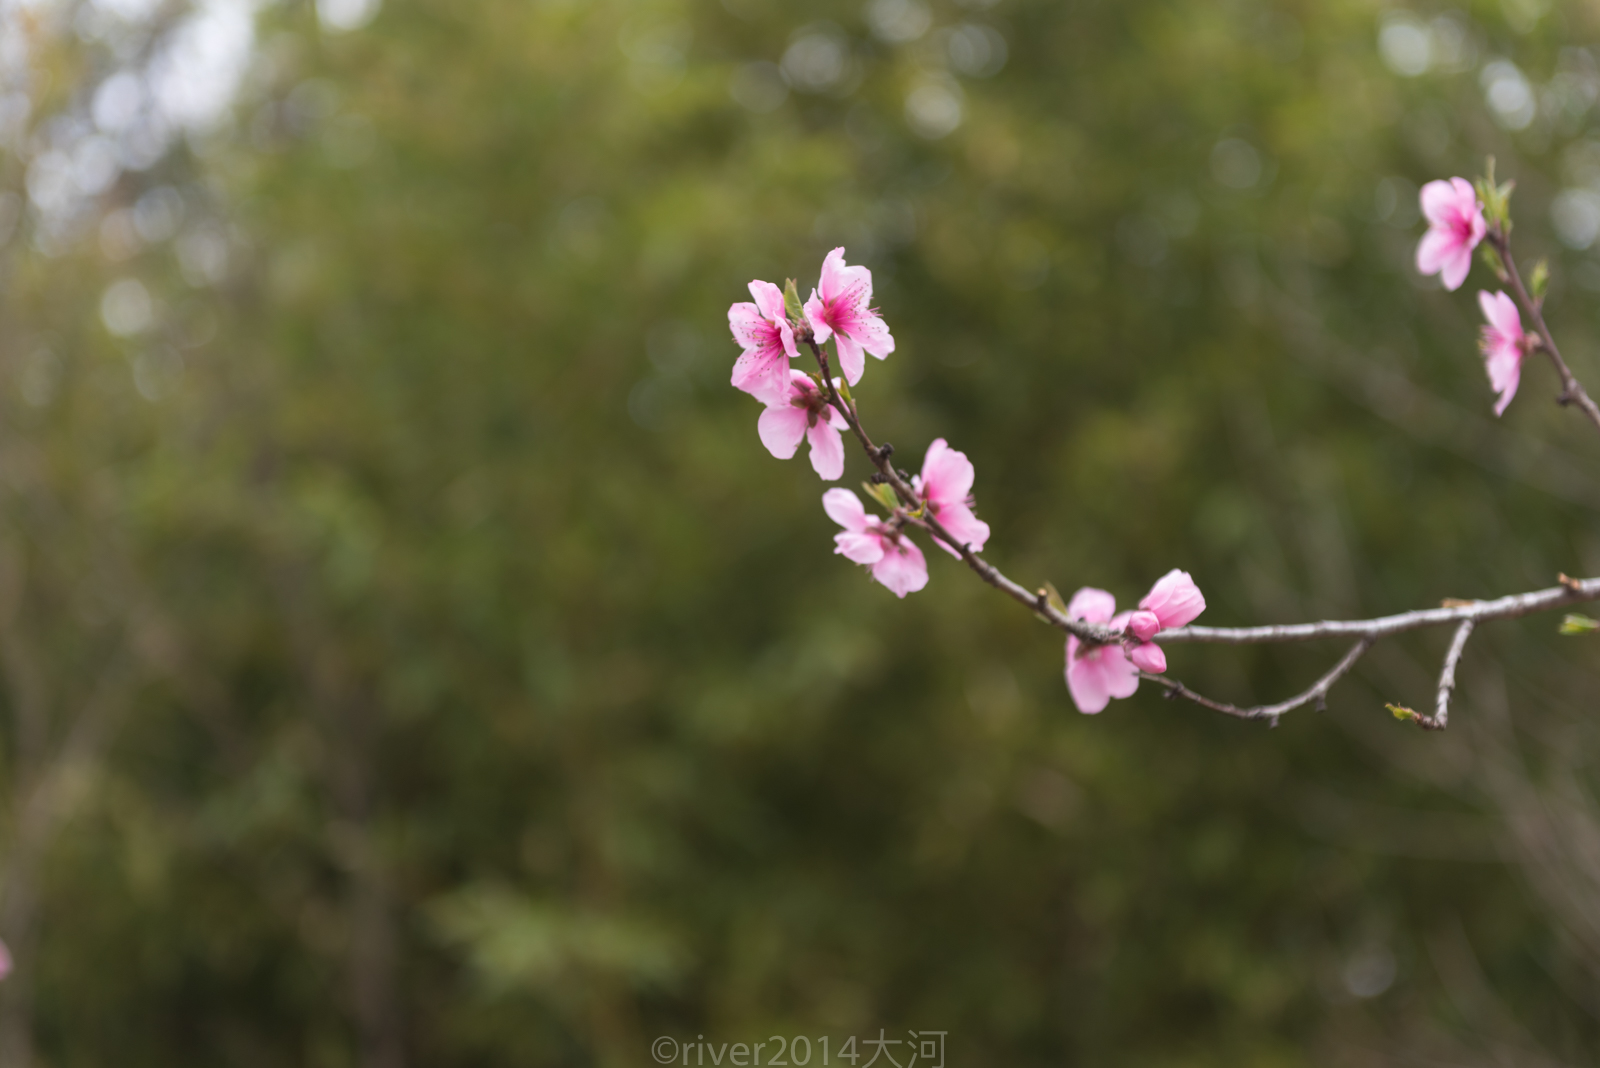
[1139,638,1375,724]
[1414,619,1475,731]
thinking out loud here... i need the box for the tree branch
[797,329,1600,729]
[1138,638,1375,724]
[1488,229,1600,436]
[1159,577,1600,645]
[1413,619,1475,731]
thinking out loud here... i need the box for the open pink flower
[1416,178,1486,292]
[803,247,894,387]
[729,280,799,405]
[759,370,849,480]
[911,438,990,558]
[1478,290,1526,417]
[1064,587,1138,714]
[823,488,928,598]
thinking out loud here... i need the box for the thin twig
[1139,638,1375,724]
[1414,619,1476,731]
[1489,229,1600,435]
[1160,578,1600,645]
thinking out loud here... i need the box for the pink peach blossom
[803,247,895,387]
[1478,290,1526,417]
[1415,177,1486,292]
[729,280,799,405]
[758,370,850,480]
[1138,569,1206,630]
[1123,569,1206,673]
[823,488,928,598]
[1063,587,1138,714]
[911,438,990,558]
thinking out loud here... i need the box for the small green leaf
[1386,703,1418,722]
[1530,258,1550,303]
[1560,613,1599,635]
[1041,581,1068,615]
[862,480,899,512]
[1480,243,1507,280]
[783,278,803,321]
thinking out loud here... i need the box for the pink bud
[1128,642,1167,674]
[1126,610,1161,643]
[1138,569,1206,630]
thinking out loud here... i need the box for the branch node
[1558,572,1584,592]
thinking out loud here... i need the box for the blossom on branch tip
[1478,290,1526,417]
[729,280,799,406]
[1415,178,1486,291]
[1139,569,1206,630]
[823,488,928,598]
[803,247,894,387]
[911,438,990,558]
[758,370,849,480]
[1063,587,1138,714]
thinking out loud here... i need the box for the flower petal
[749,280,787,323]
[1487,347,1522,416]
[871,538,929,598]
[1440,246,1472,291]
[757,405,809,459]
[1419,178,1469,227]
[817,247,849,303]
[823,487,868,532]
[920,438,975,505]
[803,290,833,346]
[807,420,846,480]
[930,503,989,558]
[1065,639,1139,714]
[1066,587,1116,625]
[834,332,865,387]
[1479,290,1522,338]
[1415,228,1455,276]
[835,530,885,564]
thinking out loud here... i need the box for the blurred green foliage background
[2,0,1600,1064]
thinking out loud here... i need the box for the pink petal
[1419,178,1472,228]
[1486,347,1522,416]
[728,302,767,349]
[1479,290,1522,338]
[749,280,787,323]
[871,538,929,598]
[1414,228,1455,277]
[930,503,989,558]
[803,290,833,346]
[776,316,799,361]
[1065,638,1139,714]
[852,312,895,359]
[817,247,849,303]
[806,420,846,481]
[835,530,885,564]
[0,938,11,980]
[1129,642,1167,674]
[1138,569,1206,629]
[919,439,975,505]
[1066,587,1116,625]
[834,332,865,387]
[823,487,868,532]
[757,405,809,459]
[731,347,790,406]
[1440,246,1472,291]
[1126,610,1161,643]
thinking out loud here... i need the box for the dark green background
[2,0,1599,1063]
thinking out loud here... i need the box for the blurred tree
[0,0,1599,1065]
